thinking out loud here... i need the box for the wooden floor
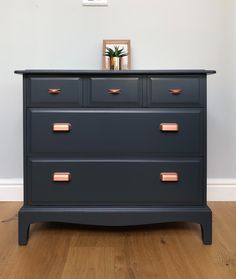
[0,203,236,279]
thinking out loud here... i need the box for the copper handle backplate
[169,88,183,95]
[160,172,179,182]
[107,88,121,94]
[48,88,62,94]
[53,172,71,182]
[52,123,71,132]
[160,123,179,132]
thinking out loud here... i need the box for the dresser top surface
[15,69,216,75]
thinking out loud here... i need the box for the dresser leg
[18,212,30,245]
[200,217,212,245]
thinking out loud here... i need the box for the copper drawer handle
[48,88,62,94]
[160,123,179,132]
[107,88,121,94]
[169,88,183,95]
[53,172,71,182]
[160,172,179,182]
[52,123,71,132]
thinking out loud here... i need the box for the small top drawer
[87,77,142,107]
[148,77,202,107]
[28,78,82,107]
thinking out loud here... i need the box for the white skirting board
[0,178,236,201]
[207,179,236,201]
[0,179,23,201]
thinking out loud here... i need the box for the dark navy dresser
[15,69,216,245]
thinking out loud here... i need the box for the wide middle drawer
[28,109,203,155]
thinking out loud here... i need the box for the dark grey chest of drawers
[15,69,216,245]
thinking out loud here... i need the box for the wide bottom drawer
[28,159,203,205]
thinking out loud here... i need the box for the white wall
[0,0,235,182]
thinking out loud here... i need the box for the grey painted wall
[0,0,235,180]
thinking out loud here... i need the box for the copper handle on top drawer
[52,123,71,132]
[160,123,179,132]
[48,88,62,94]
[169,88,183,95]
[53,172,71,182]
[160,172,179,182]
[107,88,121,94]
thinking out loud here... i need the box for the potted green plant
[105,46,128,70]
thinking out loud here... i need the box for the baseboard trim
[0,179,236,201]
[0,179,23,201]
[207,179,236,201]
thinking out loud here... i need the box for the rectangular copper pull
[107,88,121,94]
[48,88,61,94]
[160,172,179,182]
[160,123,179,132]
[52,123,71,132]
[169,88,183,95]
[53,172,71,182]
